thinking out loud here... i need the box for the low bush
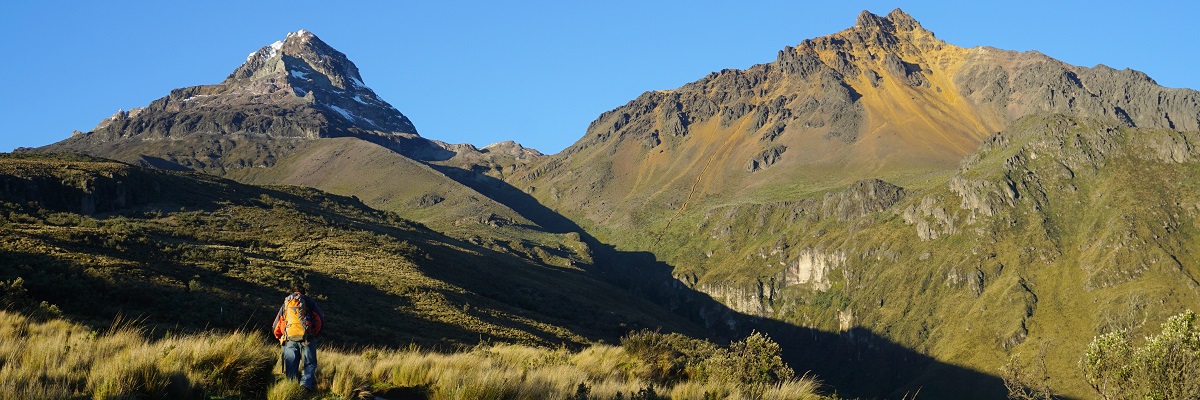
[1082,309,1200,400]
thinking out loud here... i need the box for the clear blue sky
[1,1,1196,154]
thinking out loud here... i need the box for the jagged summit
[40,29,441,171]
[232,30,369,95]
[67,29,417,147]
[213,29,416,134]
[855,8,921,32]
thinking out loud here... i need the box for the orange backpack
[281,294,310,341]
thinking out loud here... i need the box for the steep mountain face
[510,9,1200,234]
[494,9,1200,398]
[37,30,452,171]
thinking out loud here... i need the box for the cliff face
[0,154,162,215]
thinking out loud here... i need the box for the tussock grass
[0,311,273,399]
[266,380,310,400]
[0,310,825,399]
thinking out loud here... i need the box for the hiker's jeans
[282,340,318,389]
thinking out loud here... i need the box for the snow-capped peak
[245,40,283,62]
[287,29,314,39]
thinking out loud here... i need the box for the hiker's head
[291,283,306,295]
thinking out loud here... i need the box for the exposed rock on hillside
[823,179,907,221]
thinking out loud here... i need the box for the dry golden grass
[0,310,825,399]
[0,311,274,399]
[318,340,823,399]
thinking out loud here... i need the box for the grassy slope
[638,115,1200,397]
[222,137,594,275]
[0,153,698,350]
[226,138,531,233]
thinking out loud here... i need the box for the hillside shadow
[0,246,517,351]
[428,165,1019,399]
[393,227,700,345]
[428,164,589,234]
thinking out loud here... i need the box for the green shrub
[1082,310,1200,400]
[620,330,717,385]
[703,330,794,386]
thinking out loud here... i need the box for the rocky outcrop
[690,248,847,317]
[822,179,907,221]
[776,249,847,290]
[746,145,787,172]
[905,115,1200,244]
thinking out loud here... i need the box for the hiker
[273,284,324,390]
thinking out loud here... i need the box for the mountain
[508,9,1199,235]
[491,8,1200,398]
[33,30,548,236]
[43,30,443,166]
[0,153,700,348]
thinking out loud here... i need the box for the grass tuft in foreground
[0,311,824,399]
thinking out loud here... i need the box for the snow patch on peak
[350,77,366,88]
[326,104,356,122]
[483,141,517,149]
[325,103,380,129]
[287,29,313,39]
[290,70,308,79]
[246,40,284,62]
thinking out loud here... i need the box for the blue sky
[1,1,1196,154]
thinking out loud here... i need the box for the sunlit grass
[0,311,825,399]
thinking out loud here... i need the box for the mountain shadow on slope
[428,159,1012,399]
